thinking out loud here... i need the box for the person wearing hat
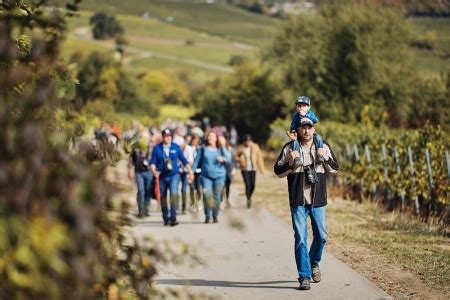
[150,128,194,226]
[287,96,325,163]
[274,117,339,291]
[235,134,266,208]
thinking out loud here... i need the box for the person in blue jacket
[193,130,231,224]
[150,128,193,226]
[287,96,325,163]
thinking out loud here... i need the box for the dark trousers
[241,170,256,201]
[224,176,231,201]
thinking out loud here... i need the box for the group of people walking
[127,123,264,226]
[126,94,339,292]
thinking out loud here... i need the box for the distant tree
[248,2,264,14]
[75,52,158,117]
[199,63,284,143]
[229,55,249,66]
[265,3,415,126]
[89,12,124,40]
[142,70,190,106]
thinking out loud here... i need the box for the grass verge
[252,167,449,298]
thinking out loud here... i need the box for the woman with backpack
[193,131,231,224]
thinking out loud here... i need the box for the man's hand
[317,148,329,161]
[153,170,161,178]
[128,170,134,181]
[217,155,225,163]
[289,150,300,167]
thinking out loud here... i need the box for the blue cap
[295,96,311,106]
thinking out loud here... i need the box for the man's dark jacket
[274,140,339,207]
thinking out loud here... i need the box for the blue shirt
[150,142,188,178]
[290,110,319,131]
[193,146,231,180]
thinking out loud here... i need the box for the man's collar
[300,140,313,147]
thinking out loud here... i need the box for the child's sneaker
[316,148,325,163]
[286,130,297,141]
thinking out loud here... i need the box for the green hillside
[59,2,449,76]
[63,10,257,74]
[409,17,450,74]
[56,0,281,46]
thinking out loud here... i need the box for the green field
[60,4,450,76]
[409,17,450,74]
[67,11,228,43]
[411,17,450,50]
[63,10,257,74]
[131,40,255,66]
[60,0,281,46]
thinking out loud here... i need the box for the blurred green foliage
[264,3,449,129]
[0,1,185,298]
[72,51,160,120]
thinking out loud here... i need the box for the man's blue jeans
[291,205,328,280]
[136,171,153,215]
[201,176,226,218]
[160,175,180,222]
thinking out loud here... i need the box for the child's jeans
[293,133,324,152]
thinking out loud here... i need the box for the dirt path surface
[118,165,390,299]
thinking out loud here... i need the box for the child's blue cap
[295,96,311,106]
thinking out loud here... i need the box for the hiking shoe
[312,264,321,283]
[204,217,211,224]
[213,216,218,223]
[298,278,311,290]
[169,220,179,227]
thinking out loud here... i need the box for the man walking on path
[274,117,339,290]
[150,129,193,226]
[236,135,265,208]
